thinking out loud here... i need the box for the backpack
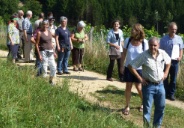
[126,38,145,51]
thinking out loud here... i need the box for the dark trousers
[10,44,19,59]
[107,57,123,79]
[72,47,84,65]
[164,60,179,97]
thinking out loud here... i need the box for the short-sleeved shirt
[124,38,148,69]
[34,19,42,31]
[17,17,24,31]
[8,23,20,44]
[72,29,85,49]
[22,17,33,34]
[55,27,71,46]
[160,34,184,57]
[48,25,57,44]
[106,29,124,52]
[130,49,171,83]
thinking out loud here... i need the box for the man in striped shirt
[128,37,171,128]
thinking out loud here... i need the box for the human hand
[115,45,120,50]
[70,45,73,50]
[176,57,182,61]
[162,73,168,80]
[140,78,148,86]
[39,55,43,61]
[57,46,61,52]
[54,52,57,58]
[10,41,14,45]
[120,67,125,74]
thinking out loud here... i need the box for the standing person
[36,20,56,85]
[71,21,88,71]
[8,16,20,63]
[34,12,44,31]
[22,10,33,63]
[31,22,42,76]
[160,22,184,101]
[128,37,171,128]
[17,10,24,59]
[55,16,73,75]
[121,23,148,115]
[48,16,57,51]
[106,20,124,82]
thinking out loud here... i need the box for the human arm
[128,64,148,85]
[70,37,73,50]
[107,30,120,50]
[35,32,42,61]
[120,48,127,74]
[177,49,183,61]
[55,35,60,52]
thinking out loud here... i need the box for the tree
[0,0,19,23]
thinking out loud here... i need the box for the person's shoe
[78,67,83,71]
[57,72,63,75]
[63,72,71,74]
[73,67,78,71]
[49,80,55,86]
[170,95,175,101]
[106,78,113,81]
[122,106,130,115]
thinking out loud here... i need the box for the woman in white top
[106,20,124,81]
[121,23,148,115]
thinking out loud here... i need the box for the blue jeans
[35,54,42,76]
[57,50,70,73]
[142,82,165,128]
[164,60,179,97]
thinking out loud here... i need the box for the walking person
[160,22,184,101]
[128,37,171,128]
[7,16,20,63]
[36,20,57,85]
[71,21,88,71]
[121,23,148,115]
[22,10,34,63]
[55,16,73,75]
[106,20,124,82]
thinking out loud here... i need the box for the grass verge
[0,60,138,127]
[92,85,184,128]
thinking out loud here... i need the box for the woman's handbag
[109,47,121,60]
[109,39,121,60]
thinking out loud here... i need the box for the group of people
[7,10,88,85]
[107,20,183,127]
[6,9,183,127]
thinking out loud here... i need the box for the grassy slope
[0,60,138,128]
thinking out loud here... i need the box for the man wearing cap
[55,16,73,75]
[22,10,33,63]
[71,21,88,71]
[128,37,171,128]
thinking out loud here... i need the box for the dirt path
[1,50,184,110]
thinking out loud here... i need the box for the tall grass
[0,60,138,127]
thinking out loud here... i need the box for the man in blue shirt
[160,22,184,101]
